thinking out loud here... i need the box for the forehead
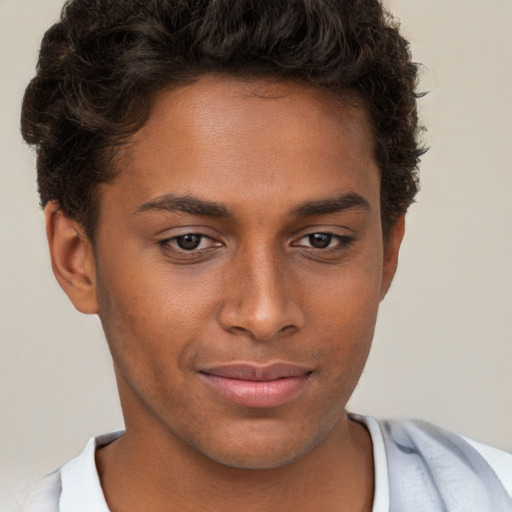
[109,75,378,216]
[131,76,373,159]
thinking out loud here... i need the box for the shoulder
[463,435,512,496]
[19,430,122,512]
[16,470,61,512]
[12,430,122,512]
[379,418,512,511]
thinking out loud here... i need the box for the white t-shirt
[16,416,512,511]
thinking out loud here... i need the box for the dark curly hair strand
[21,0,424,240]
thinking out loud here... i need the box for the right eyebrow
[291,192,371,217]
[133,194,231,218]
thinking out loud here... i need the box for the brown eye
[159,233,222,255]
[175,234,203,250]
[308,233,332,249]
[292,232,354,252]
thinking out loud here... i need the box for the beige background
[1,0,511,495]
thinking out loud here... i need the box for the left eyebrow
[291,192,371,217]
[134,194,231,218]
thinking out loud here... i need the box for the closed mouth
[199,363,313,407]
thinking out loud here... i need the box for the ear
[45,201,98,314]
[380,215,406,300]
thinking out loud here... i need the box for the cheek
[307,254,382,333]
[95,254,208,381]
[305,257,382,381]
[98,247,213,330]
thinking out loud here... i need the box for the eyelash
[158,232,354,256]
[292,233,354,251]
[159,233,219,253]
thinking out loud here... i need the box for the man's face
[91,76,399,469]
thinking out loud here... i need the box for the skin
[46,76,405,511]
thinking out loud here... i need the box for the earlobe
[45,201,98,314]
[380,215,406,301]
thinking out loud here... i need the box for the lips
[199,363,312,408]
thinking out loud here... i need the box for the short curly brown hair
[21,0,424,240]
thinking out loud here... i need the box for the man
[18,0,511,510]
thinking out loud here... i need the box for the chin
[204,443,312,471]
[185,418,335,471]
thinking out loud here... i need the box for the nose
[218,246,304,341]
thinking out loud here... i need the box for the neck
[96,415,374,512]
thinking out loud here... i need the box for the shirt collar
[59,430,123,512]
[349,413,391,512]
